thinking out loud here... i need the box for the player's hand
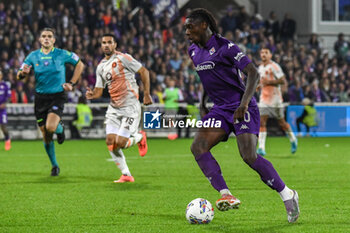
[233,104,248,123]
[199,104,209,118]
[85,87,94,100]
[21,64,32,75]
[143,93,153,105]
[62,82,74,91]
[0,103,5,109]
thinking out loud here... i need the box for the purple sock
[250,154,285,192]
[195,152,228,192]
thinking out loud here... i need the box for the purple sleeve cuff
[236,56,252,71]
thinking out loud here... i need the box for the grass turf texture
[0,137,349,233]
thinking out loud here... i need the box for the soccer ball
[186,198,214,224]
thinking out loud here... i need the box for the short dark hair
[102,33,117,43]
[260,46,271,52]
[78,95,87,104]
[186,8,219,34]
[40,27,56,37]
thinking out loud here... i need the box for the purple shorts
[0,108,7,124]
[202,104,260,141]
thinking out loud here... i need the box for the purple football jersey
[188,34,257,108]
[0,81,10,125]
[0,81,10,105]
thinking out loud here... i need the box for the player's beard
[104,49,113,56]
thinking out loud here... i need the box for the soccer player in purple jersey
[0,69,11,151]
[184,8,299,223]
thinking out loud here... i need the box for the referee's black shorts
[34,91,67,126]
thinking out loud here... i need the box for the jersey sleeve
[20,52,34,70]
[222,42,251,71]
[95,64,105,88]
[119,53,142,73]
[62,50,80,66]
[271,62,284,79]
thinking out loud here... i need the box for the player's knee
[242,154,256,165]
[241,149,256,165]
[239,144,256,165]
[45,124,56,134]
[115,140,126,149]
[105,136,115,147]
[279,120,289,131]
[191,139,208,156]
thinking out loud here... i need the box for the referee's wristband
[69,81,76,87]
[18,73,26,80]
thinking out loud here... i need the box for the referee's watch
[69,81,76,87]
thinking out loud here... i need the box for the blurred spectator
[112,0,128,11]
[280,13,296,41]
[247,36,260,54]
[250,14,264,36]
[0,3,6,26]
[308,33,320,51]
[339,83,349,102]
[220,6,237,35]
[21,0,33,26]
[265,11,279,40]
[163,79,183,140]
[328,82,339,102]
[310,80,329,102]
[288,78,304,103]
[102,7,112,26]
[11,82,28,103]
[334,33,349,61]
[237,6,250,30]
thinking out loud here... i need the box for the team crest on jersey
[209,47,216,55]
[191,51,195,57]
[44,61,49,66]
[112,62,117,68]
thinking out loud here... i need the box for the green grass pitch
[1,137,350,233]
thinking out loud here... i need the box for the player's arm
[234,63,260,122]
[199,89,209,118]
[86,87,103,100]
[63,60,85,91]
[262,76,285,86]
[137,66,153,106]
[17,64,32,81]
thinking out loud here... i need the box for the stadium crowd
[0,0,350,104]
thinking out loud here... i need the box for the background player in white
[86,34,152,183]
[257,47,297,156]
